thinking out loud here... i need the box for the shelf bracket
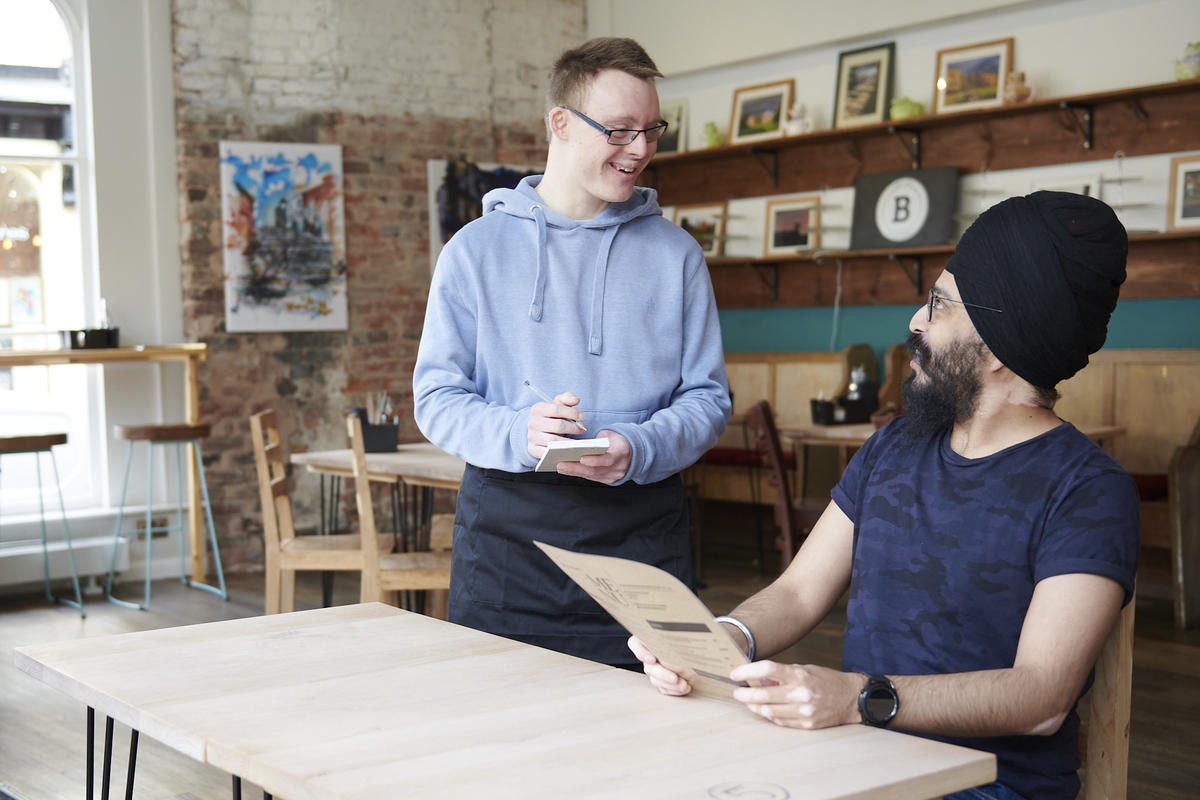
[888,126,922,169]
[1059,101,1094,150]
[890,253,923,296]
[752,262,779,300]
[750,148,779,186]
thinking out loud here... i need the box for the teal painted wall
[720,298,1200,377]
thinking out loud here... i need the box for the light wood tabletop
[290,441,465,490]
[15,603,994,799]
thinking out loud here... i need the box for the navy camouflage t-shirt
[831,417,1139,800]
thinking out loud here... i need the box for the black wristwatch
[858,674,899,727]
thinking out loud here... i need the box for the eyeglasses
[561,106,668,145]
[927,288,1003,323]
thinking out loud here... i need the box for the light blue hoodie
[413,176,730,485]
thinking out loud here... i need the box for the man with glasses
[414,38,729,668]
[632,191,1138,800]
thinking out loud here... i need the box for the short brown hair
[547,37,662,112]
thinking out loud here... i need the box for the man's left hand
[556,430,631,484]
[730,661,861,729]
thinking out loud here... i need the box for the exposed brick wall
[173,0,585,570]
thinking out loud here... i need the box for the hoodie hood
[482,176,662,354]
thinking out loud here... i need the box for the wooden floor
[2,523,1199,799]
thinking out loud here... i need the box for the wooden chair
[1168,419,1200,628]
[1081,593,1135,799]
[250,409,391,614]
[743,400,824,571]
[347,414,453,616]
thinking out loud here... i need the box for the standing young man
[413,38,730,667]
[632,192,1139,799]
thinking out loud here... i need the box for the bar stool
[105,423,227,609]
[0,433,85,616]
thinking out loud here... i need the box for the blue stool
[0,433,85,616]
[105,423,226,609]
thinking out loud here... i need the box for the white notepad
[535,437,610,472]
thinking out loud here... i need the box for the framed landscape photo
[764,195,821,256]
[657,98,687,155]
[1167,153,1200,231]
[933,38,1013,114]
[729,79,794,145]
[674,202,726,257]
[833,42,895,129]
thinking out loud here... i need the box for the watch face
[865,685,897,721]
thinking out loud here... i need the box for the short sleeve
[1032,469,1140,604]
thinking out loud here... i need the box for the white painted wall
[589,0,1200,151]
[586,0,1034,77]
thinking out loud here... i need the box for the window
[1,0,98,517]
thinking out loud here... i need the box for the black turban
[945,190,1128,389]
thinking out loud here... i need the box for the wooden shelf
[649,77,1200,184]
[703,230,1200,309]
[648,79,1200,309]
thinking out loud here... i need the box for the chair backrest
[346,414,386,577]
[743,400,799,566]
[249,410,296,551]
[876,343,911,414]
[1084,594,1135,800]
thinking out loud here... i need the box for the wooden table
[15,603,995,799]
[291,443,465,607]
[0,344,210,582]
[290,441,465,491]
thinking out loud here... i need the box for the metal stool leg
[107,441,148,610]
[186,439,227,599]
[40,449,85,615]
[175,441,188,583]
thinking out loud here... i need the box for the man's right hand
[628,635,692,696]
[526,391,587,459]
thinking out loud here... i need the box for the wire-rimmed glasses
[927,288,1003,322]
[561,106,668,145]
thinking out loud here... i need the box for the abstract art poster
[219,141,347,332]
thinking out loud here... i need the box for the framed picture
[850,167,960,249]
[933,38,1013,114]
[219,141,349,332]
[657,98,687,155]
[728,79,794,145]
[833,42,895,129]
[764,196,821,256]
[1167,153,1200,231]
[10,276,43,324]
[674,203,726,257]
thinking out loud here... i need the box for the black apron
[449,464,693,667]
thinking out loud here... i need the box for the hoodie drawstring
[528,203,548,322]
[587,226,619,355]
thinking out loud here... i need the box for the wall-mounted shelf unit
[646,79,1200,309]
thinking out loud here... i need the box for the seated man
[630,191,1139,800]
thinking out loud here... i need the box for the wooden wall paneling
[1058,362,1115,430]
[1114,361,1200,474]
[1122,235,1200,300]
[708,254,946,309]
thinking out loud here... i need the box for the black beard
[900,331,985,443]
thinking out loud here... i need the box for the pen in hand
[523,380,587,432]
